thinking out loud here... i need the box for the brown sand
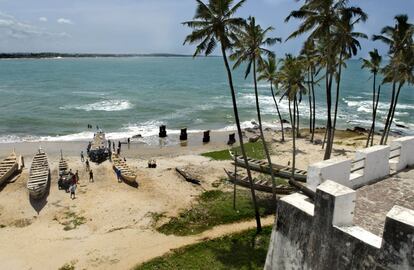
[0,129,390,269]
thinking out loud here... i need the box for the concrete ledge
[281,193,314,216]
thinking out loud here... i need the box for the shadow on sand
[123,179,139,189]
[29,174,51,214]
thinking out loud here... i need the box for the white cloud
[57,18,73,25]
[0,11,69,39]
[39,17,48,22]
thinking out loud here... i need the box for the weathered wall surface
[265,180,414,270]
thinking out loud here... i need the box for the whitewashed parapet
[351,145,390,189]
[307,158,352,191]
[264,180,414,270]
[305,137,414,190]
[390,136,414,171]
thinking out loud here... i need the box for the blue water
[0,57,412,143]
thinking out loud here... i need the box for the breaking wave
[60,99,133,112]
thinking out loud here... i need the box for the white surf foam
[60,99,133,112]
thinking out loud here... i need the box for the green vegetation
[201,141,269,161]
[60,211,86,231]
[58,263,75,270]
[135,226,272,270]
[156,190,274,236]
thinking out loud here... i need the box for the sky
[0,0,413,57]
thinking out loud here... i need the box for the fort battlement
[265,180,414,270]
[307,136,414,190]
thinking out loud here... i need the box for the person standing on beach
[75,170,79,183]
[116,168,122,183]
[85,159,90,171]
[70,183,76,199]
[81,151,84,162]
[89,170,94,182]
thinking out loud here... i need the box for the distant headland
[0,52,206,59]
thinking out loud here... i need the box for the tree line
[183,0,412,233]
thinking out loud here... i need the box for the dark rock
[264,127,273,132]
[353,126,367,132]
[245,127,256,133]
[249,135,260,143]
[281,119,290,124]
[132,134,142,138]
[314,139,323,145]
[395,124,408,129]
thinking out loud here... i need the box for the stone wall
[265,180,414,270]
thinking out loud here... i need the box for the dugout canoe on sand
[229,151,307,182]
[224,169,294,194]
[0,151,20,186]
[27,149,50,199]
[112,153,137,184]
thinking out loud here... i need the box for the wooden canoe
[112,153,137,184]
[27,149,49,199]
[229,151,307,182]
[224,169,295,195]
[0,152,19,186]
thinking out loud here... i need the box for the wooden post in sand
[159,125,167,138]
[203,130,210,143]
[227,133,236,145]
[180,128,188,141]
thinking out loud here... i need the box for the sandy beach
[0,128,392,269]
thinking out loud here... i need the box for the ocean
[0,57,413,144]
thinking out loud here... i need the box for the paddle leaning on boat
[0,151,24,187]
[27,148,50,199]
[111,153,137,185]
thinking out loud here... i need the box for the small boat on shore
[112,153,137,184]
[58,152,73,191]
[224,169,295,194]
[229,151,307,182]
[27,149,50,199]
[88,131,110,163]
[0,151,19,186]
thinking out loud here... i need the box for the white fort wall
[265,180,414,270]
[307,136,414,190]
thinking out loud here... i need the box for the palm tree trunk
[291,97,297,179]
[307,70,313,139]
[384,83,404,144]
[220,45,262,233]
[331,52,343,150]
[324,68,334,160]
[371,85,381,146]
[270,83,285,141]
[311,68,316,142]
[253,60,277,206]
[296,99,300,138]
[380,81,396,145]
[366,73,377,147]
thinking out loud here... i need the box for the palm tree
[183,0,262,233]
[230,16,281,204]
[373,14,414,144]
[361,49,382,147]
[276,55,307,183]
[258,56,285,142]
[330,8,367,146]
[286,0,367,160]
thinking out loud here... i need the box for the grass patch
[157,190,274,236]
[135,226,272,270]
[55,211,86,231]
[201,141,269,161]
[58,263,75,270]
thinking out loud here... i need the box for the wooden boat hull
[112,153,137,184]
[224,169,295,195]
[88,132,110,163]
[27,151,50,199]
[229,151,307,182]
[0,153,18,186]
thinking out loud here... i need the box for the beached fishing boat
[229,151,307,182]
[0,151,19,186]
[58,152,73,190]
[27,149,49,199]
[112,153,137,184]
[88,131,110,163]
[224,169,295,194]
